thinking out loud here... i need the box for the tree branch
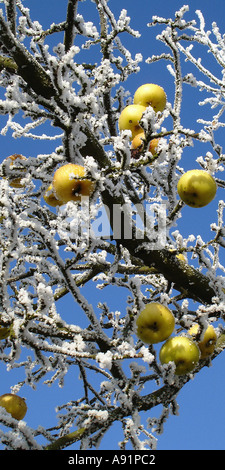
[45,427,86,450]
[78,126,217,306]
[0,11,56,99]
[6,0,16,36]
[64,0,79,52]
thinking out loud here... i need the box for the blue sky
[1,0,225,451]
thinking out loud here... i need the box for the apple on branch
[0,325,11,340]
[4,154,27,188]
[43,184,64,207]
[136,302,175,344]
[133,83,167,113]
[188,323,217,359]
[118,104,146,139]
[215,333,225,351]
[53,163,95,204]
[159,335,200,375]
[177,169,217,208]
[0,393,27,420]
[131,132,159,157]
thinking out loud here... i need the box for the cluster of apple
[44,85,167,207]
[44,163,95,207]
[118,83,167,157]
[136,302,217,375]
[118,84,217,207]
[0,393,27,420]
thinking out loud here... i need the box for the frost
[139,346,154,364]
[67,334,86,352]
[117,341,136,357]
[17,288,32,309]
[0,409,42,449]
[96,351,113,370]
[76,14,99,39]
[83,409,109,428]
[183,73,197,87]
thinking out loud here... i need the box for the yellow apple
[0,393,27,420]
[215,333,225,351]
[131,132,146,150]
[118,104,146,138]
[43,184,64,207]
[177,169,217,208]
[5,154,27,188]
[149,138,160,157]
[188,323,217,359]
[136,302,175,344]
[159,335,200,375]
[0,325,10,340]
[133,84,167,113]
[131,132,159,156]
[53,164,95,203]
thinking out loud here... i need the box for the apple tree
[0,0,225,450]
